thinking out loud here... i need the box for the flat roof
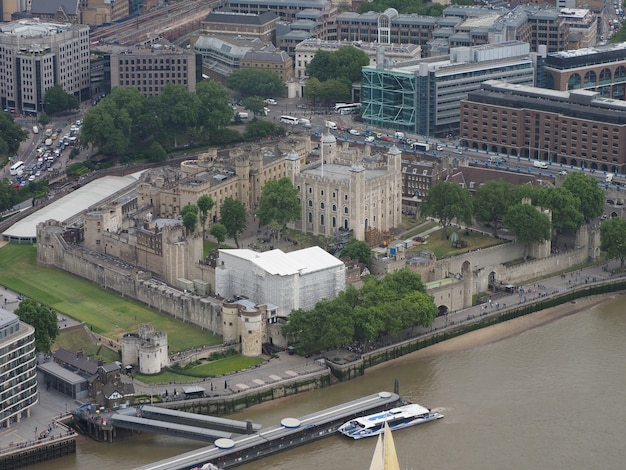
[2,174,141,241]
[38,361,87,385]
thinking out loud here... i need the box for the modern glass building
[362,41,537,137]
[0,309,37,429]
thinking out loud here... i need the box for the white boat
[338,403,443,440]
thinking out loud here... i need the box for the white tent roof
[220,246,343,277]
[3,174,141,241]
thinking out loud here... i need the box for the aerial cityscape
[1,0,626,468]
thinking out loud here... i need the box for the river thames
[30,295,625,470]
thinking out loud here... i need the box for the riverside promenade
[0,247,624,453]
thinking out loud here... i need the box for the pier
[135,391,403,470]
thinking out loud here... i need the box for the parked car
[264,98,277,105]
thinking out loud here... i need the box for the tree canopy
[305,46,370,87]
[197,195,215,239]
[180,204,199,235]
[282,268,436,354]
[600,217,626,271]
[562,172,604,222]
[536,186,585,238]
[340,238,372,267]
[227,69,284,98]
[210,223,227,247]
[504,204,551,260]
[0,112,28,159]
[44,85,79,114]
[420,181,473,239]
[474,179,515,237]
[242,96,265,117]
[256,177,301,227]
[220,197,247,248]
[15,299,59,353]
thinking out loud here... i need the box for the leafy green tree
[562,172,604,222]
[420,181,473,240]
[220,197,247,248]
[600,217,626,271]
[536,186,585,241]
[304,77,322,105]
[44,85,79,114]
[504,204,552,261]
[197,194,215,239]
[14,299,59,353]
[158,84,200,147]
[317,79,351,106]
[227,69,284,97]
[0,178,20,211]
[209,223,227,247]
[474,180,514,237]
[242,96,265,117]
[243,120,285,140]
[340,238,372,266]
[196,81,233,138]
[81,99,133,156]
[38,111,50,127]
[257,177,300,228]
[180,204,199,235]
[306,46,369,86]
[146,141,167,162]
[134,95,164,142]
[0,112,28,157]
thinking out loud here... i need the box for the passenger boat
[338,403,443,440]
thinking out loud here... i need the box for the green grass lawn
[135,356,263,383]
[0,244,220,352]
[54,328,120,363]
[409,228,505,259]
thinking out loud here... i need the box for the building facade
[0,20,90,112]
[0,309,37,429]
[287,135,403,241]
[107,45,199,97]
[460,79,626,174]
[200,11,279,43]
[539,42,626,100]
[361,41,537,138]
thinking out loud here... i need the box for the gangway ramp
[140,405,262,434]
[111,414,232,442]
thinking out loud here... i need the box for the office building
[0,20,90,113]
[460,79,626,174]
[0,308,37,429]
[361,41,537,138]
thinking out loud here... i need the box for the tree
[0,179,20,212]
[158,84,200,147]
[145,141,167,162]
[340,238,372,266]
[304,77,322,105]
[306,46,369,86]
[256,177,301,228]
[536,186,585,241]
[0,112,28,158]
[600,217,626,271]
[180,204,199,235]
[196,81,233,138]
[81,99,133,156]
[420,181,473,240]
[242,96,265,117]
[474,179,515,237]
[227,69,284,98]
[562,172,604,222]
[44,85,79,114]
[14,299,58,353]
[210,223,227,247]
[504,204,551,261]
[197,194,215,239]
[243,120,285,140]
[220,197,247,248]
[38,111,50,127]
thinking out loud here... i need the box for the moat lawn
[408,228,506,258]
[0,244,220,352]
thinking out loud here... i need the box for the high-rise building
[0,20,90,113]
[0,308,38,429]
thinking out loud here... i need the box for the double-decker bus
[10,160,24,176]
[334,103,361,114]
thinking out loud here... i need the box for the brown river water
[30,295,626,470]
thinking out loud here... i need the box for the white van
[298,118,311,127]
[32,126,39,134]
[606,173,614,184]
[533,160,548,169]
[237,112,249,119]
[394,131,405,140]
[325,120,337,130]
